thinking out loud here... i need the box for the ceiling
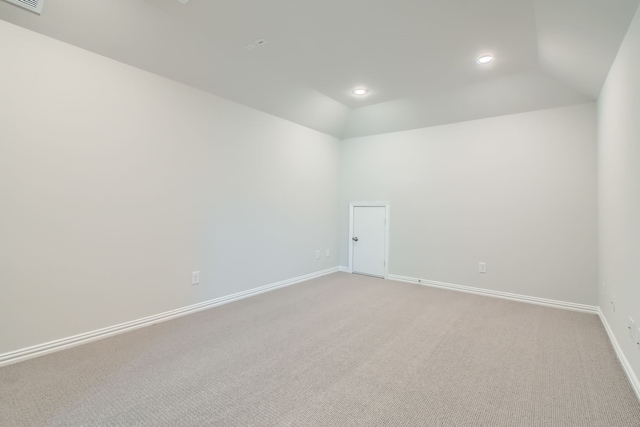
[1,0,638,137]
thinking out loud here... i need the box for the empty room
[1,0,640,425]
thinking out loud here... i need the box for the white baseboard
[598,308,640,401]
[339,266,351,273]
[0,267,339,368]
[388,274,599,314]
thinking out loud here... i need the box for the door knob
[352,237,358,241]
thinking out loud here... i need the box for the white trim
[348,201,390,279]
[598,308,640,401]
[0,267,339,368]
[388,274,598,314]
[339,266,352,273]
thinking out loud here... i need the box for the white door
[352,206,386,277]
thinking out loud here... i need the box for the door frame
[348,201,390,279]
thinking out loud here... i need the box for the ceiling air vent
[2,0,44,14]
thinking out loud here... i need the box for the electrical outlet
[191,271,200,285]
[479,262,487,273]
[315,250,320,260]
[637,328,640,350]
[628,317,635,340]
[326,249,330,257]
[611,295,615,312]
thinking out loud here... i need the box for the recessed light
[352,88,369,96]
[477,55,494,64]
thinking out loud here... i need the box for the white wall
[340,104,598,305]
[598,5,640,386]
[0,20,340,355]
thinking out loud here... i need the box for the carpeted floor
[1,272,639,426]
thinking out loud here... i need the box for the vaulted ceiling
[1,0,639,137]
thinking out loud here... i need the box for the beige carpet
[1,272,639,426]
